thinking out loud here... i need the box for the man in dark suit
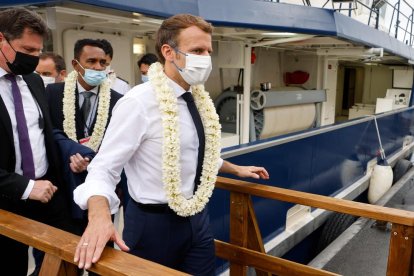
[46,38,122,234]
[0,8,72,275]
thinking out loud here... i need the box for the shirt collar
[77,81,99,94]
[166,77,192,98]
[0,67,23,81]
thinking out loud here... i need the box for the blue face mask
[75,60,107,86]
[141,74,149,83]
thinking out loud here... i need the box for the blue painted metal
[211,107,414,271]
[1,0,413,60]
[198,0,337,36]
[0,0,58,5]
[71,0,198,18]
[410,79,414,107]
[334,12,414,61]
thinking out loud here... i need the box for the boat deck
[309,167,414,275]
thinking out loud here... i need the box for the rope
[373,115,386,160]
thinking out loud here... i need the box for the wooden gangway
[1,176,414,275]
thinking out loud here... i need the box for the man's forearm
[87,195,112,221]
[218,160,240,176]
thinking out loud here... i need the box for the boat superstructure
[2,0,414,274]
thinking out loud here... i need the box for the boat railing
[215,176,414,276]
[0,209,188,276]
[385,0,414,42]
[2,175,414,276]
[266,0,414,46]
[330,0,414,45]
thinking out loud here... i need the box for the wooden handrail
[216,176,414,226]
[0,209,188,276]
[3,176,413,275]
[216,176,414,276]
[215,240,339,276]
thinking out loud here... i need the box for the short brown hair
[155,14,213,64]
[40,52,66,72]
[0,7,48,41]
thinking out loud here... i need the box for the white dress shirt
[74,78,223,214]
[0,67,48,199]
[111,77,130,95]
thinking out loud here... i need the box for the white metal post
[241,45,252,144]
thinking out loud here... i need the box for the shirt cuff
[21,180,34,200]
[218,158,224,170]
[73,181,120,214]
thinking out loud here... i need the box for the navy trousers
[123,201,215,276]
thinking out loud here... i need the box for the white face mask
[41,75,56,87]
[173,50,212,85]
[141,74,149,83]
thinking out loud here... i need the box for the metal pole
[395,0,401,39]
[389,4,396,35]
[376,9,380,29]
[411,10,414,45]
[241,45,251,144]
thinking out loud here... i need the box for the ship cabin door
[336,65,364,122]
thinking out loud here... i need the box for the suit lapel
[0,94,13,143]
[23,74,47,114]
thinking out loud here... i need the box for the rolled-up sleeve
[74,96,147,214]
[218,158,224,170]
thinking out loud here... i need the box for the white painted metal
[251,35,315,48]
[241,45,252,144]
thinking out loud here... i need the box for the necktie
[182,92,205,190]
[80,91,94,123]
[5,74,36,179]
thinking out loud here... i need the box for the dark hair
[39,52,66,72]
[155,14,213,64]
[0,7,48,40]
[137,53,158,67]
[96,39,113,59]
[74,39,105,60]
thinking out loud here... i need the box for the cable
[373,115,386,160]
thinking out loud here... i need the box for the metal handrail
[263,0,414,46]
[385,0,414,43]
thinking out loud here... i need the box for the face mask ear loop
[75,59,86,72]
[0,47,9,63]
[75,59,88,78]
[4,37,17,53]
[174,48,188,57]
[74,59,88,84]
[172,48,187,72]
[0,36,13,64]
[172,61,184,72]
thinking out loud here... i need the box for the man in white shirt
[98,39,131,95]
[73,14,269,275]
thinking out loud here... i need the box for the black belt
[134,201,174,214]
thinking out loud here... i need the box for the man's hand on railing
[235,165,269,179]
[29,180,57,203]
[219,160,270,180]
[74,196,129,270]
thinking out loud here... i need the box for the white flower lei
[62,70,111,152]
[148,62,222,217]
